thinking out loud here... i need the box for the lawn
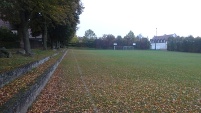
[29,49,201,112]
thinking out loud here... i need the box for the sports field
[30,49,201,112]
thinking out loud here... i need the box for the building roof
[152,34,176,40]
[150,34,177,43]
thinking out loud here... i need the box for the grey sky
[76,0,201,39]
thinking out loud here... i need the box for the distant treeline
[70,34,150,50]
[71,30,150,50]
[73,29,201,52]
[167,36,201,53]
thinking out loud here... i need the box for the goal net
[114,46,134,50]
[123,46,134,50]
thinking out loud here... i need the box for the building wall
[0,19,11,29]
[151,42,167,50]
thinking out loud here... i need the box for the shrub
[0,27,20,48]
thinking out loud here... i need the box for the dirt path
[28,50,95,112]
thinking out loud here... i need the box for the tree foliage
[0,27,19,48]
[48,0,83,49]
[101,34,115,49]
[135,38,150,50]
[72,30,150,50]
[124,31,135,39]
[0,27,19,42]
[167,36,201,53]
[70,35,79,44]
[124,31,137,46]
[84,29,97,39]
[0,0,83,53]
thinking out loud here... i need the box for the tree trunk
[19,11,31,55]
[22,24,31,54]
[50,37,54,49]
[17,27,24,49]
[56,41,60,49]
[42,21,47,50]
[56,41,58,49]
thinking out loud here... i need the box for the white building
[150,34,176,50]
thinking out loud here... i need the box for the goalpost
[112,46,134,50]
[123,46,134,50]
[113,43,135,50]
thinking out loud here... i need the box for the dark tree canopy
[167,36,201,53]
[84,29,97,39]
[71,30,150,50]
[0,0,83,53]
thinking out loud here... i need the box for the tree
[70,35,79,43]
[48,23,77,49]
[102,34,115,49]
[115,35,123,46]
[136,34,143,40]
[167,37,175,51]
[84,29,97,39]
[0,0,83,53]
[0,27,20,48]
[124,31,135,40]
[136,38,150,50]
[48,0,83,49]
[124,30,136,45]
[116,35,123,40]
[0,0,41,54]
[167,36,201,53]
[30,0,81,50]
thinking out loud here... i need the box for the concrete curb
[0,52,58,88]
[0,50,67,113]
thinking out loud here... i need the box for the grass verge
[0,49,59,73]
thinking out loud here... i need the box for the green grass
[57,49,201,112]
[0,49,60,73]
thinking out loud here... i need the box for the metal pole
[155,28,157,50]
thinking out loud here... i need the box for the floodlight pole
[133,43,136,50]
[113,43,117,50]
[155,28,157,50]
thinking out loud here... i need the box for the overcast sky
[76,0,201,39]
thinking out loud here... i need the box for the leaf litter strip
[72,50,99,113]
[0,53,63,106]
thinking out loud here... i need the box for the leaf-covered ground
[0,51,63,106]
[28,49,201,112]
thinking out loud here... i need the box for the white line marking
[71,50,98,113]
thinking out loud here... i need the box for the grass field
[30,49,201,112]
